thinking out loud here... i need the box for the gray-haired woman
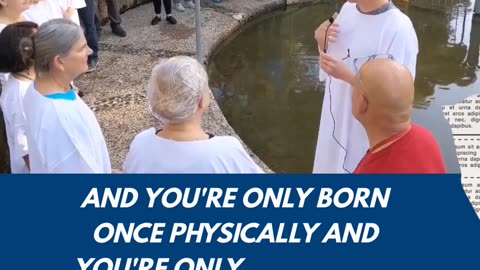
[123,56,263,173]
[20,18,111,173]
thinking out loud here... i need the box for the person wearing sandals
[151,0,177,25]
[123,56,263,173]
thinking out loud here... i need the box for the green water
[208,1,478,173]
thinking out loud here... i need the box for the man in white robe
[313,0,418,173]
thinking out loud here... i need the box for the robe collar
[356,1,396,15]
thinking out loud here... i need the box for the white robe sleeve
[67,0,86,9]
[50,150,95,173]
[230,139,265,174]
[122,141,136,173]
[12,111,28,161]
[386,21,419,79]
[38,106,105,173]
[37,126,96,173]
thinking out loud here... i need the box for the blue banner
[1,174,479,269]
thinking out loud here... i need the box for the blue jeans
[78,0,99,62]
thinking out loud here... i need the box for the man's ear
[359,93,368,114]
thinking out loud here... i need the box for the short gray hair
[20,19,83,74]
[147,56,209,124]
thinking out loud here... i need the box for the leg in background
[106,0,126,37]
[78,0,99,72]
[164,0,177,24]
[151,0,162,25]
[173,0,185,12]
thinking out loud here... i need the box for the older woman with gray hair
[21,18,111,173]
[123,56,263,173]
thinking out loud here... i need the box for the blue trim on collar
[45,89,77,101]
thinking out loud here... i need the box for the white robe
[23,84,111,173]
[0,77,31,173]
[60,0,86,26]
[22,0,64,26]
[0,24,9,89]
[123,128,264,173]
[313,2,418,173]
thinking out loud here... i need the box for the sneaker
[174,2,185,12]
[184,1,195,8]
[111,24,127,37]
[151,16,161,25]
[166,15,177,25]
[87,59,99,73]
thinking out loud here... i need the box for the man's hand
[320,51,355,85]
[314,12,339,53]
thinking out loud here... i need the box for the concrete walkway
[77,0,300,172]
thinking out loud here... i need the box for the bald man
[352,59,446,174]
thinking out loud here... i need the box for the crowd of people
[0,0,448,174]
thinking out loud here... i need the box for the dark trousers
[78,0,99,61]
[153,0,172,15]
[95,0,122,29]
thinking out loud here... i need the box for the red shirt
[354,124,447,174]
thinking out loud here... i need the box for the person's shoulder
[411,124,440,145]
[131,128,157,143]
[209,136,257,160]
[23,84,54,115]
[1,78,23,108]
[412,124,432,134]
[339,2,357,15]
[389,7,415,28]
[208,136,263,173]
[2,77,20,97]
[210,135,244,149]
[203,135,249,157]
[341,2,357,11]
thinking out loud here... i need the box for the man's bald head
[352,58,414,130]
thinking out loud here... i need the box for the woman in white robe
[123,56,264,173]
[21,19,111,173]
[313,0,418,173]
[0,0,30,173]
[0,22,38,173]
